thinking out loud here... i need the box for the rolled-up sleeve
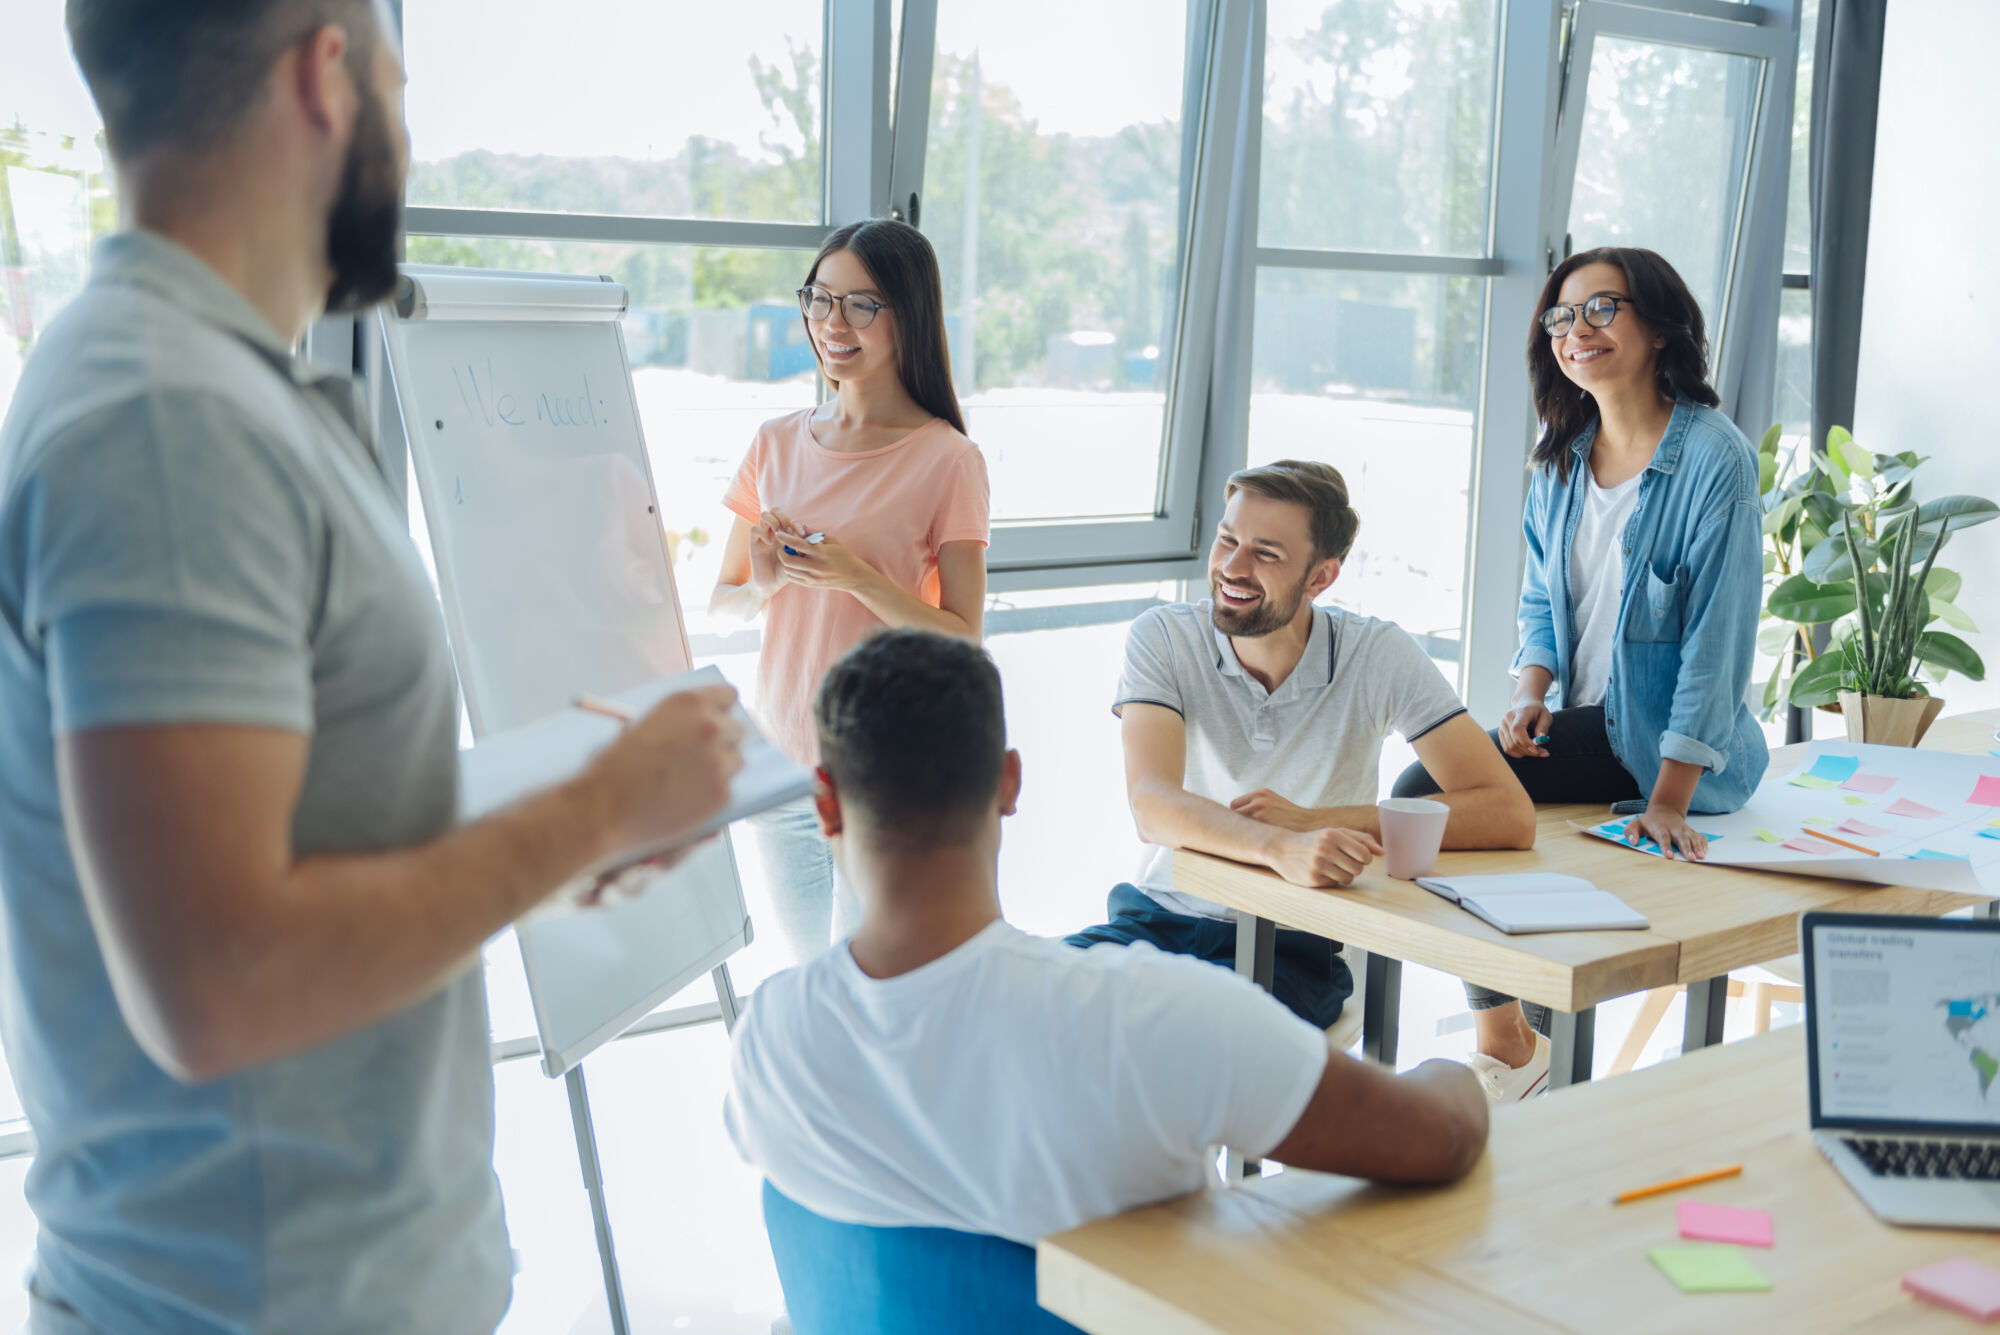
[1511,470,1561,678]
[1661,454,1763,773]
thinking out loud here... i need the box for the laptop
[1803,911,2000,1229]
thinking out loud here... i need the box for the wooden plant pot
[1838,690,1945,747]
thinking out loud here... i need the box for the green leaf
[1788,651,1851,708]
[1916,495,2000,534]
[1834,435,1874,478]
[1759,423,1783,456]
[1812,449,1849,484]
[1930,597,1978,633]
[1762,494,1803,536]
[1768,574,1857,624]
[1826,425,1855,457]
[1926,567,1963,602]
[1802,493,1844,533]
[1757,452,1777,496]
[1916,631,1986,681]
[1804,534,1874,583]
[1763,550,1778,575]
[1757,619,1799,655]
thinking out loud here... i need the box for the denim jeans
[748,798,858,961]
[1392,705,1640,1035]
[1065,885,1353,1029]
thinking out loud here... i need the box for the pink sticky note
[1887,797,1946,819]
[1904,1257,2000,1320]
[1972,776,2000,808]
[1782,836,1828,853]
[1842,773,1897,793]
[1677,1199,1773,1248]
[1838,819,1892,838]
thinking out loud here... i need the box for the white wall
[1853,0,2000,714]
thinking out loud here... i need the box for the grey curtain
[1792,0,1888,744]
[1808,0,1887,456]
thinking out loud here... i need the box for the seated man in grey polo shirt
[1069,461,1537,1061]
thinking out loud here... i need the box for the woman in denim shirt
[1397,247,1768,1100]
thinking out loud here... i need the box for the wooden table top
[1039,1027,2000,1334]
[1175,708,2000,1012]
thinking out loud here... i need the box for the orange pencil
[1613,1163,1743,1204]
[1800,827,1880,857]
[573,695,633,724]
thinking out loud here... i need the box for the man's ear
[1306,555,1342,601]
[997,749,1023,818]
[289,23,359,141]
[812,766,843,838]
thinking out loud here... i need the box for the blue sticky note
[1806,753,1863,784]
[1912,850,1968,861]
[1981,829,2000,842]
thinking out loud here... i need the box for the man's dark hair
[815,630,1007,845]
[1224,459,1361,563]
[67,0,381,161]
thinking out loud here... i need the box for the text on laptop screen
[1813,923,2000,1126]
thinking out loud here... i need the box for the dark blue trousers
[1065,885,1353,1029]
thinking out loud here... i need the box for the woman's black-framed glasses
[1539,294,1634,338]
[798,286,888,329]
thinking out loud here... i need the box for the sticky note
[1805,754,1862,784]
[1989,817,2000,829]
[1787,773,1839,790]
[1904,1257,2000,1320]
[1782,837,1827,853]
[1649,1244,1772,1293]
[1755,829,1783,843]
[1838,819,1891,838]
[1842,773,1897,793]
[1887,798,1945,819]
[1971,776,2000,807]
[1803,816,1833,827]
[1677,1200,1774,1248]
[1842,796,1872,806]
[1912,850,1967,861]
[1982,829,2000,842]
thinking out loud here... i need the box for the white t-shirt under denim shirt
[1116,602,1469,918]
[725,922,1328,1246]
[1566,468,1644,708]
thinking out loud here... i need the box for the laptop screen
[1807,913,2000,1132]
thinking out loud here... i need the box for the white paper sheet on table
[1577,741,2000,894]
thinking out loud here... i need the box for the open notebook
[459,665,814,886]
[1414,873,1649,934]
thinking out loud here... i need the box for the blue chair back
[761,1181,1084,1335]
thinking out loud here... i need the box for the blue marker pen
[783,532,827,556]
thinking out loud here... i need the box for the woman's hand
[1625,805,1708,861]
[1498,701,1554,758]
[777,530,879,596]
[747,521,787,595]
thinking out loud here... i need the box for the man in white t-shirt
[725,629,1488,1250]
[1067,461,1541,1087]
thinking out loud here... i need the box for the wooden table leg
[1683,975,1729,1052]
[1361,951,1402,1067]
[1549,1008,1596,1089]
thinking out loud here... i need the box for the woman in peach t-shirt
[712,218,990,956]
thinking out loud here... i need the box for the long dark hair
[1527,247,1719,481]
[801,219,967,436]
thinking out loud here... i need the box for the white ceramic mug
[1377,797,1450,880]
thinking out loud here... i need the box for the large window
[0,4,116,428]
[1242,0,1504,678]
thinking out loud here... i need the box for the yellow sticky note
[1843,796,1871,807]
[1755,829,1783,843]
[1803,816,1833,827]
[1650,1244,1772,1293]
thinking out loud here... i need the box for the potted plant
[1757,426,1995,746]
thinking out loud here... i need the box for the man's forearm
[175,781,617,1079]
[1132,785,1282,871]
[1295,784,1534,851]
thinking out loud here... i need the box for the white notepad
[459,665,814,886]
[1414,873,1649,934]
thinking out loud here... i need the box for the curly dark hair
[1527,247,1720,482]
[815,629,1005,844]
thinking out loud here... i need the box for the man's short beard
[323,74,403,315]
[1209,568,1313,638]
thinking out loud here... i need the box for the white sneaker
[1466,1032,1551,1104]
